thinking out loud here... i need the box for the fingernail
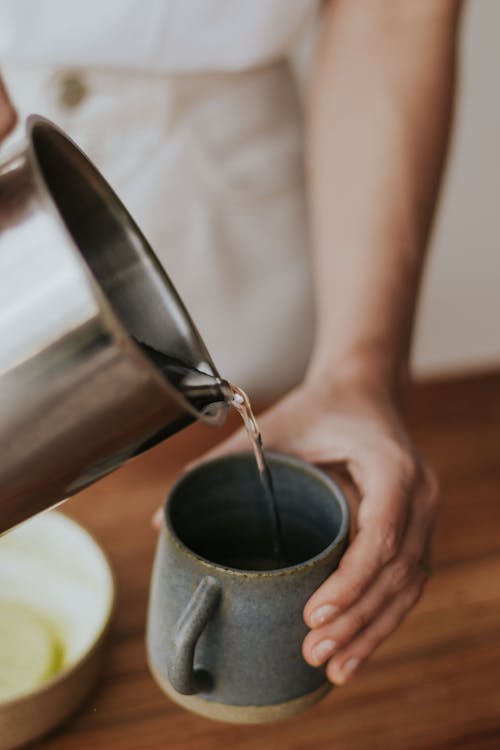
[311,639,337,666]
[310,604,338,627]
[336,658,360,684]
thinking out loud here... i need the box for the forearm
[306,0,462,398]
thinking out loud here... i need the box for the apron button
[57,72,88,109]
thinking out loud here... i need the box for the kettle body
[0,116,229,533]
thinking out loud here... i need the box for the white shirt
[0,0,317,72]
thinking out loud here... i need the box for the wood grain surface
[34,371,500,750]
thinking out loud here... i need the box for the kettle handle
[168,576,221,695]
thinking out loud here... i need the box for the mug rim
[163,451,350,577]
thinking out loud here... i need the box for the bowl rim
[0,511,116,710]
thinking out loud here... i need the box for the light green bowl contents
[0,511,114,707]
[0,601,65,702]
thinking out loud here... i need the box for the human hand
[182,374,438,685]
[0,76,17,141]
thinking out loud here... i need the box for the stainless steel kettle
[0,115,232,533]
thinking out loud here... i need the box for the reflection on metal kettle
[0,115,232,534]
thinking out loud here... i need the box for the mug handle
[168,576,221,695]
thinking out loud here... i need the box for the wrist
[305,344,408,406]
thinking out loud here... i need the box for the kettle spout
[181,373,233,426]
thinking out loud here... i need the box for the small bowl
[0,511,115,749]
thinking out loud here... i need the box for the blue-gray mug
[146,452,349,723]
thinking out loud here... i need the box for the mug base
[148,660,331,724]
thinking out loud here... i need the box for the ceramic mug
[146,452,350,723]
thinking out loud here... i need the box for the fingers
[304,451,438,629]
[303,462,439,682]
[304,452,415,627]
[303,560,427,667]
[325,577,425,684]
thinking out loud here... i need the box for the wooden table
[37,372,500,750]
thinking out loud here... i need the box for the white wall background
[412,0,500,377]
